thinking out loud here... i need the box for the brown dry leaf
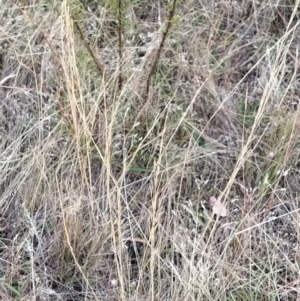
[209,196,227,217]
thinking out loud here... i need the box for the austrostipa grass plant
[1,0,300,300]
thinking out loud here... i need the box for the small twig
[0,74,16,85]
[144,0,178,98]
[117,0,123,91]
[73,19,105,76]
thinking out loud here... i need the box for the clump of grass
[1,0,300,300]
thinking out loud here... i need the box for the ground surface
[1,0,300,300]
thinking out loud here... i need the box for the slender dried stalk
[117,0,123,91]
[144,0,178,98]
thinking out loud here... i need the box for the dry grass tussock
[1,0,300,300]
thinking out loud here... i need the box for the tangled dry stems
[1,0,300,300]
